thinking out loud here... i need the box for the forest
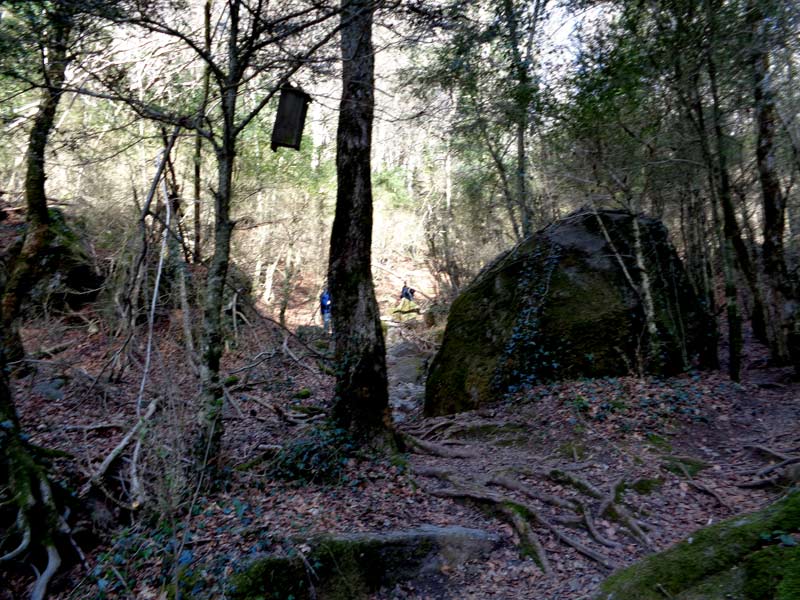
[1,0,800,598]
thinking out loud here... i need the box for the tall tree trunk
[0,140,68,600]
[704,0,767,349]
[749,0,793,363]
[679,58,735,377]
[1,9,72,364]
[195,2,241,467]
[195,144,234,467]
[328,0,390,441]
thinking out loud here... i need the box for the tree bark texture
[748,0,794,363]
[195,145,235,468]
[195,2,240,467]
[328,0,390,440]
[1,6,73,364]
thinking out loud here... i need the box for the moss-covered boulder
[25,208,103,312]
[425,209,711,416]
[595,491,800,599]
[229,525,499,599]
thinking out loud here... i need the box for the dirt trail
[382,328,800,599]
[6,310,799,600]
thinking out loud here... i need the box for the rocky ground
[2,305,798,599]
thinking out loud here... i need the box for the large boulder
[425,209,711,416]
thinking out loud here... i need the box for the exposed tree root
[745,444,793,461]
[31,544,61,600]
[550,469,653,549]
[496,503,553,576]
[755,456,800,478]
[687,480,731,510]
[402,418,455,440]
[549,468,604,498]
[402,433,478,458]
[739,445,800,488]
[414,465,625,572]
[674,462,731,511]
[1,435,72,600]
[489,473,577,510]
[574,498,622,549]
[0,511,30,561]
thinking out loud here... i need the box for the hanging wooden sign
[270,85,312,152]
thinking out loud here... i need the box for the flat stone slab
[229,526,500,599]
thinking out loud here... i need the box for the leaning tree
[0,2,112,597]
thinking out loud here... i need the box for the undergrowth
[269,422,356,484]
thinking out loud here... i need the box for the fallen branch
[130,436,144,510]
[227,349,277,376]
[80,398,157,498]
[223,388,246,419]
[282,332,321,379]
[242,394,297,425]
[61,422,125,431]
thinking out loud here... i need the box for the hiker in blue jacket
[320,289,332,333]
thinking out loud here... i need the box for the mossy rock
[425,209,712,416]
[24,208,103,312]
[229,526,500,600]
[742,544,800,599]
[595,491,800,599]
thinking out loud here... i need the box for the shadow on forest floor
[2,306,798,599]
